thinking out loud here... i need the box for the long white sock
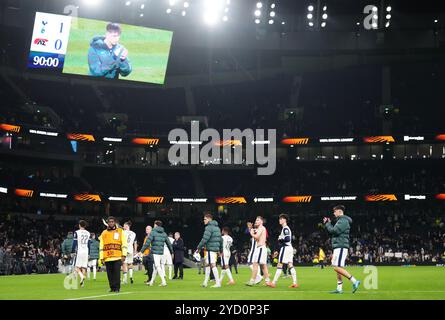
[204,266,210,285]
[168,265,172,280]
[93,266,97,280]
[158,266,166,285]
[290,267,297,284]
[129,268,133,279]
[87,267,91,279]
[220,269,226,281]
[150,267,157,284]
[337,281,343,291]
[123,272,127,282]
[211,266,220,285]
[273,268,282,284]
[349,276,357,284]
[225,268,233,281]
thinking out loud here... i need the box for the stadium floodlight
[434,19,438,23]
[125,1,131,6]
[255,9,261,17]
[166,8,172,13]
[281,21,285,25]
[307,13,313,19]
[182,10,186,16]
[270,11,275,17]
[256,2,263,9]
[372,6,377,12]
[83,0,102,5]
[271,3,276,9]
[140,4,144,9]
[140,13,144,17]
[255,18,260,24]
[268,19,274,24]
[386,14,391,19]
[308,5,314,12]
[184,1,189,7]
[169,0,176,6]
[223,15,228,21]
[203,0,225,25]
[323,5,327,11]
[322,13,328,19]
[321,21,326,27]
[372,22,378,28]
[385,21,390,28]
[308,21,314,27]
[373,14,378,20]
[386,6,392,12]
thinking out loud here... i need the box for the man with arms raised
[246,216,271,286]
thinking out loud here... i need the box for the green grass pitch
[63,17,172,84]
[0,266,444,300]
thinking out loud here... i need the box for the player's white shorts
[87,259,97,268]
[125,252,134,264]
[163,249,173,265]
[153,254,167,268]
[204,251,218,265]
[220,254,231,267]
[74,253,88,269]
[278,246,294,264]
[251,245,267,265]
[331,248,348,267]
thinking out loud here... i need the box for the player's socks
[349,276,357,284]
[211,266,221,286]
[123,272,127,283]
[203,266,210,286]
[254,274,263,284]
[92,266,96,280]
[290,267,297,285]
[168,265,173,280]
[150,268,158,285]
[273,268,282,284]
[158,267,167,286]
[87,267,90,280]
[220,269,226,282]
[226,268,233,282]
[129,268,133,280]
[337,281,343,291]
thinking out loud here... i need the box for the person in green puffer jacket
[87,232,100,280]
[139,221,172,287]
[323,205,360,294]
[61,232,74,274]
[195,213,223,288]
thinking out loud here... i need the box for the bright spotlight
[184,2,189,8]
[323,6,327,11]
[308,21,314,27]
[223,16,228,21]
[308,5,314,12]
[373,14,378,20]
[182,10,186,16]
[271,3,276,9]
[169,0,176,6]
[166,8,172,14]
[139,13,144,17]
[140,4,144,9]
[434,19,438,23]
[385,21,390,28]
[268,19,274,24]
[256,2,263,9]
[125,1,131,6]
[281,21,285,25]
[386,6,392,12]
[322,13,328,19]
[270,11,275,17]
[255,18,261,24]
[307,13,313,19]
[321,22,326,28]
[386,14,391,19]
[83,0,102,5]
[372,22,378,28]
[372,6,377,12]
[255,10,261,17]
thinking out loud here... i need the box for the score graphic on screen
[27,12,173,84]
[28,12,72,69]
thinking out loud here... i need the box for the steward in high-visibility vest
[99,216,127,293]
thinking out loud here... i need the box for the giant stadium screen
[28,12,173,85]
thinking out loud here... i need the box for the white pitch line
[65,292,134,300]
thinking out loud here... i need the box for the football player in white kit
[246,216,271,286]
[72,220,90,288]
[267,214,299,288]
[220,227,235,285]
[122,221,137,284]
[163,233,174,280]
[246,222,263,285]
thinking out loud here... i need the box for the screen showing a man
[88,22,132,79]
